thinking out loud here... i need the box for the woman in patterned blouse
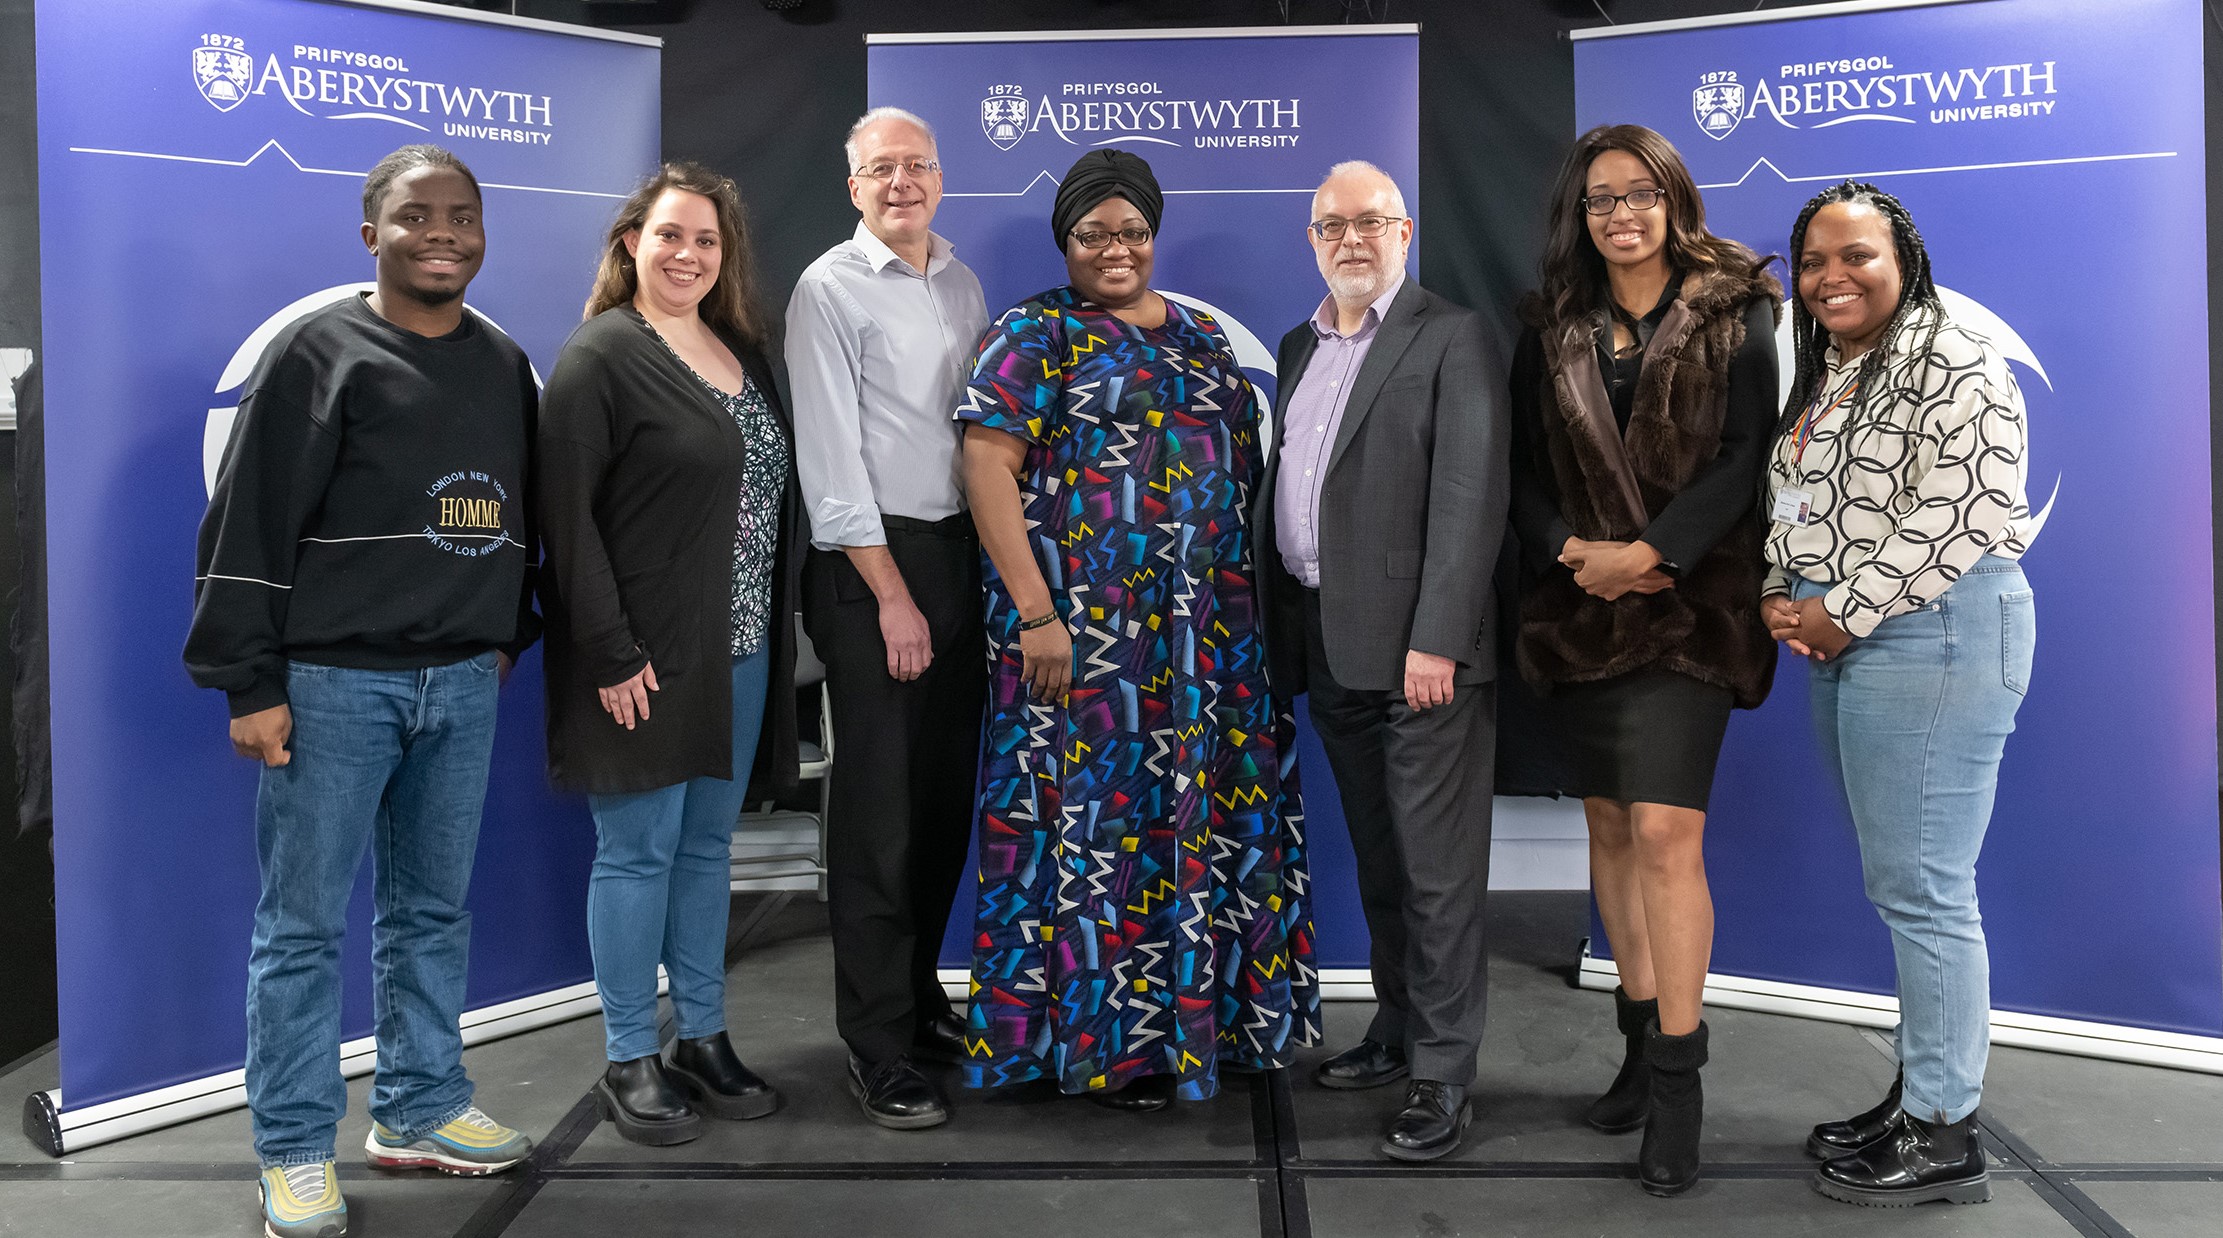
[539,164,800,1145]
[1763,181,2036,1209]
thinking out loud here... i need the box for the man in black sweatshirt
[184,145,537,1238]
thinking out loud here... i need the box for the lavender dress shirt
[1274,275,1405,587]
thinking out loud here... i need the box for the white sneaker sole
[362,1128,526,1176]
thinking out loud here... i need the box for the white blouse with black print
[1762,307,2034,638]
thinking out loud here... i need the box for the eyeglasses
[1068,226,1153,250]
[1579,189,1665,215]
[854,158,941,180]
[1308,215,1405,242]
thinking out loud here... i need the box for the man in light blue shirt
[784,106,989,1133]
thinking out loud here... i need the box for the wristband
[1017,610,1059,632]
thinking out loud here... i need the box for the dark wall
[0,0,50,1069]
[627,0,1838,352]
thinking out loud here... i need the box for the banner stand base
[1578,940,2223,1076]
[22,977,640,1156]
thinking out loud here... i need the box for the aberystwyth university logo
[186,31,557,146]
[983,87,1030,151]
[192,35,254,112]
[974,81,1303,151]
[1693,72,1746,140]
[1690,55,2058,140]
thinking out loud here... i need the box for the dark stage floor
[4,892,2218,1237]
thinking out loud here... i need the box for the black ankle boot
[1585,987,1657,1134]
[1814,1109,1990,1207]
[1806,1071,1902,1159]
[1638,1020,1707,1197]
[666,1032,780,1120]
[594,1055,702,1146]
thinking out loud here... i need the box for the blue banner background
[1575,0,2219,1035]
[35,0,658,1110]
[867,30,1419,971]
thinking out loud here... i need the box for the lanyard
[1793,377,1859,465]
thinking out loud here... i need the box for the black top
[536,307,801,795]
[1508,295,1776,575]
[184,294,539,717]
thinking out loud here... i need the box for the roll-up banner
[1574,0,2223,1070]
[865,26,1419,977]
[25,0,659,1151]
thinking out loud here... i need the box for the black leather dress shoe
[665,1032,779,1120]
[1807,1072,1902,1159]
[1083,1074,1175,1112]
[1314,1039,1410,1091]
[911,1013,970,1066]
[1814,1110,1990,1206]
[594,1055,702,1146]
[1379,1080,1472,1162]
[847,1054,949,1130]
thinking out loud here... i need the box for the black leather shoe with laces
[847,1054,949,1130]
[1379,1080,1471,1162]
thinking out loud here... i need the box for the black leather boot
[1806,1071,1902,1159]
[1815,1109,1990,1206]
[1379,1080,1472,1162]
[1638,1020,1707,1197]
[594,1055,702,1146]
[911,1012,970,1066]
[1585,987,1657,1134]
[665,1032,779,1120]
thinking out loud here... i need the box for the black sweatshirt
[185,293,540,717]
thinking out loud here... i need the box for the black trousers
[1301,589,1498,1087]
[801,522,986,1066]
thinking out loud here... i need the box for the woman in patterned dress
[1764,181,2036,1207]
[539,163,800,1144]
[956,150,1320,1111]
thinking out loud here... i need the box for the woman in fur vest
[1508,124,1779,1196]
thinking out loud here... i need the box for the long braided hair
[1780,180,1944,435]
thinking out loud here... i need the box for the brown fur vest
[1516,267,1779,709]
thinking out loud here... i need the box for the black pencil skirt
[1548,665,1734,812]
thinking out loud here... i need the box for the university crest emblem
[193,43,254,112]
[981,93,1029,151]
[1692,78,1746,140]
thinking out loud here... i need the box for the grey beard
[1325,265,1387,303]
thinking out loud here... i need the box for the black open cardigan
[536,306,801,796]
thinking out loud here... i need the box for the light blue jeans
[586,650,770,1062]
[247,652,501,1167]
[1793,557,2034,1123]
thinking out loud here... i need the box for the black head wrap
[1050,149,1163,251]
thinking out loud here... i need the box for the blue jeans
[246,652,501,1168]
[587,651,770,1062]
[1794,557,2034,1123]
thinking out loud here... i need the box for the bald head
[1308,161,1412,308]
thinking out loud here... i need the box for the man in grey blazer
[1254,161,1509,1161]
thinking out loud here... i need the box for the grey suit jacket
[1253,280,1510,696]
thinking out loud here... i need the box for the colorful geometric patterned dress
[955,285,1321,1101]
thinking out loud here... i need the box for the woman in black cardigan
[1509,125,1779,1195]
[538,163,801,1145]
